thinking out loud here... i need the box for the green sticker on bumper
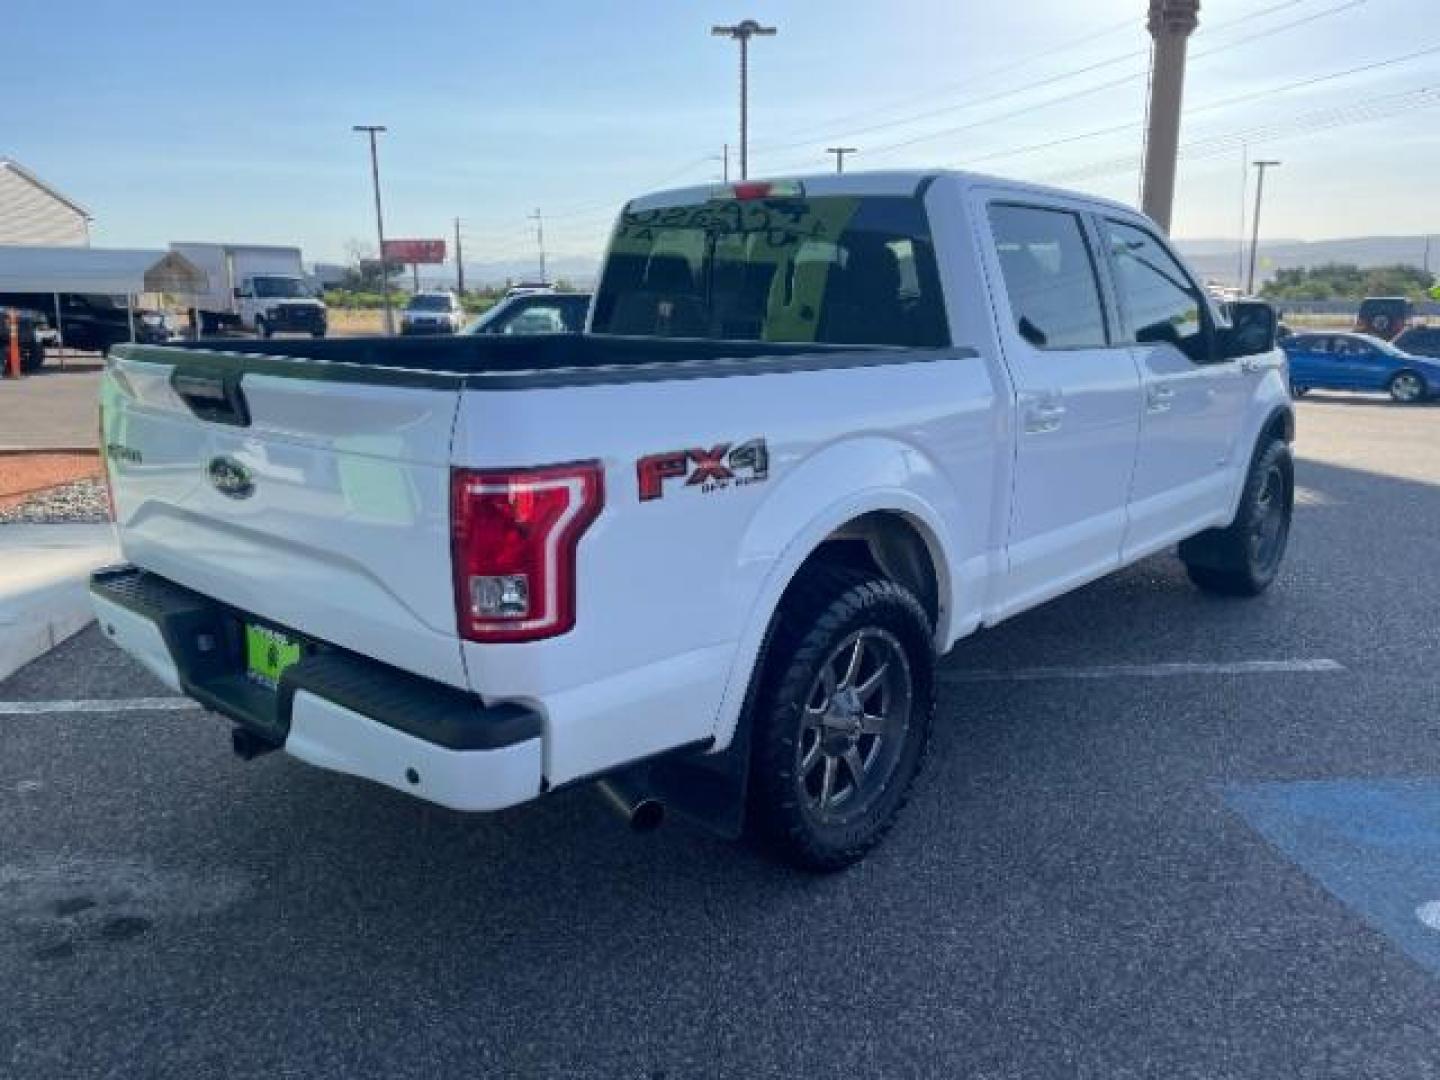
[245,624,301,688]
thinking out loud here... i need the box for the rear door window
[591,194,948,347]
[987,204,1109,349]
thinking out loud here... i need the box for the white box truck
[170,242,327,338]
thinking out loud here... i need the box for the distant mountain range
[390,235,1435,292]
[1176,235,1435,287]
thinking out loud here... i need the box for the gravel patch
[0,477,110,524]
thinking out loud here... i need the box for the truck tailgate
[102,347,468,688]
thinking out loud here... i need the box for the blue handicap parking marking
[1226,779,1440,976]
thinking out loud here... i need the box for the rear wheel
[747,565,935,872]
[1180,437,1293,597]
[1389,370,1425,403]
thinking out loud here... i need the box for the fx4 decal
[637,438,769,501]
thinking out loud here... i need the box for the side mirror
[1222,300,1277,359]
[232,287,243,300]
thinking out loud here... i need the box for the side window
[1104,219,1209,364]
[988,203,1108,349]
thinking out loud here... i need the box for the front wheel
[747,565,935,872]
[1389,370,1426,404]
[1180,437,1293,597]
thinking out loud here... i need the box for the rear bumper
[89,565,543,812]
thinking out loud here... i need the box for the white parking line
[941,658,1345,683]
[0,697,201,716]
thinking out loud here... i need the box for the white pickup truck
[93,171,1293,870]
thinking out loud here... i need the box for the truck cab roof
[628,169,1141,219]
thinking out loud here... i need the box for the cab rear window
[590,195,949,347]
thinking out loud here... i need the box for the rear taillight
[450,461,603,643]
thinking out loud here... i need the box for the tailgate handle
[170,370,251,427]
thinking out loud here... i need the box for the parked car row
[0,292,174,367]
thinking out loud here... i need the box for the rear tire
[746,564,935,872]
[1389,370,1425,403]
[1180,437,1293,597]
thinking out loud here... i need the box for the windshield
[590,194,948,346]
[252,276,306,299]
[407,295,453,312]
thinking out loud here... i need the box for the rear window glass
[590,195,948,347]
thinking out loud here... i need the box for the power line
[749,0,1308,158]
[763,0,1368,171]
[947,40,1440,172]
[1043,84,1440,184]
[748,15,1142,155]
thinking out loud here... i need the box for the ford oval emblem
[207,455,254,500]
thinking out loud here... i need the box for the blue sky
[5,0,1438,264]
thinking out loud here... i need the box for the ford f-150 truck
[92,171,1293,870]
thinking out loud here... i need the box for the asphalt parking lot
[2,393,1438,1079]
[0,358,103,450]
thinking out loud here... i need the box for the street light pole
[711,20,777,180]
[826,147,857,174]
[1247,160,1281,296]
[353,124,393,334]
[454,217,465,296]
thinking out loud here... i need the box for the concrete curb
[0,524,119,681]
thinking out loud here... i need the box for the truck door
[979,199,1143,616]
[1099,217,1251,559]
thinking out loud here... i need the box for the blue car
[1282,331,1440,403]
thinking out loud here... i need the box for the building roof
[0,246,206,294]
[0,160,92,220]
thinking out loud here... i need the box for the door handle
[1022,393,1066,434]
[1146,385,1175,413]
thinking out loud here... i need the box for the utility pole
[826,147,857,174]
[352,124,394,334]
[711,20,777,180]
[529,209,547,283]
[1140,0,1200,233]
[454,217,465,296]
[1247,160,1281,296]
[708,144,731,183]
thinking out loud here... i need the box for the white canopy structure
[0,245,206,294]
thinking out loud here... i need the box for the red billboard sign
[382,239,446,264]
